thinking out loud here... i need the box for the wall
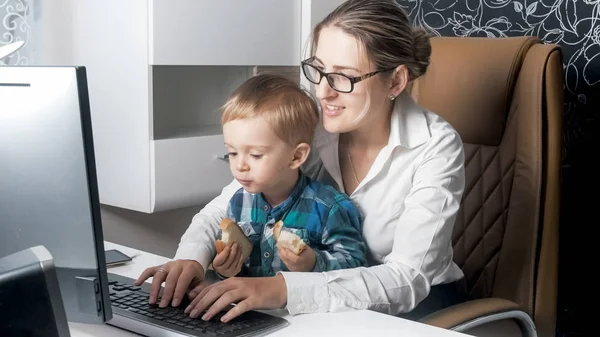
[400,1,595,336]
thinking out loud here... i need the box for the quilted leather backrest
[409,36,552,316]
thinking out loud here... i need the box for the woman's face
[313,26,392,134]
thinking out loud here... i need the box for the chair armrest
[419,298,537,337]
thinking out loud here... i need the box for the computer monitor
[0,66,112,324]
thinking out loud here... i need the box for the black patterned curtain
[400,1,592,336]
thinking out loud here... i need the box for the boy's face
[223,117,297,195]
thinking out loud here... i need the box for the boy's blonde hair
[221,73,319,145]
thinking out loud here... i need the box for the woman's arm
[283,130,465,315]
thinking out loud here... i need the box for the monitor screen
[0,66,112,324]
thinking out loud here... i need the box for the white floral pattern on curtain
[0,0,33,65]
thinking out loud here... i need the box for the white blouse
[174,92,465,315]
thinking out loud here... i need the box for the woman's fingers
[172,266,199,307]
[149,267,168,304]
[185,281,221,314]
[187,282,206,299]
[135,266,156,286]
[185,276,288,322]
[222,299,253,322]
[135,260,204,306]
[159,265,182,307]
[201,289,243,321]
[189,282,234,318]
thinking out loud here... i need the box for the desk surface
[68,242,468,337]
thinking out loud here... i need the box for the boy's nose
[236,160,249,172]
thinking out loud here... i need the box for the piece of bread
[273,221,307,255]
[215,218,253,262]
[272,220,284,241]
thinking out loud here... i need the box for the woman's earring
[388,94,396,101]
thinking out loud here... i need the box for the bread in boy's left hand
[273,220,307,255]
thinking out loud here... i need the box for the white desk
[69,242,468,337]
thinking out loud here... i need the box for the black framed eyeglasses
[301,57,395,93]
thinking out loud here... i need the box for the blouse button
[263,205,269,211]
[264,252,270,258]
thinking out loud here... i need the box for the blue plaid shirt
[224,172,367,277]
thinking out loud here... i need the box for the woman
[136,0,466,323]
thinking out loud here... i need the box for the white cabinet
[68,0,300,213]
[150,1,301,66]
[67,0,342,213]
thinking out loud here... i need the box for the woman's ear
[389,64,409,98]
[290,143,311,169]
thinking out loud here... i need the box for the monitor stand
[0,246,71,337]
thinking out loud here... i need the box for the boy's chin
[242,186,262,194]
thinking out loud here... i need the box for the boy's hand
[212,243,244,278]
[277,244,316,272]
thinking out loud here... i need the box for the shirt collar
[257,171,308,217]
[388,91,431,149]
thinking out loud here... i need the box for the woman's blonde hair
[310,0,431,81]
[221,73,319,145]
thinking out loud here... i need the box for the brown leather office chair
[407,36,563,337]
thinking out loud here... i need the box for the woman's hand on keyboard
[135,260,205,308]
[184,274,287,323]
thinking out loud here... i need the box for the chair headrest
[409,36,540,145]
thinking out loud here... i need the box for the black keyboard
[106,273,289,337]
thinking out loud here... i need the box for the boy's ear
[290,143,311,169]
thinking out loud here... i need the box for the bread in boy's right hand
[215,240,226,254]
[216,218,253,262]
